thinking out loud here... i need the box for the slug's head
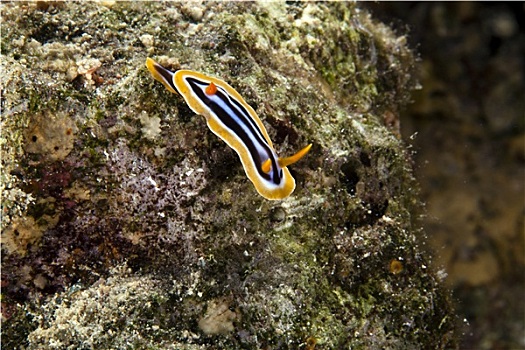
[145,57,178,95]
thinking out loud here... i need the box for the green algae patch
[1,2,458,349]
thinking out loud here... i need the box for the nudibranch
[145,57,311,200]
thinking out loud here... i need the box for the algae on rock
[1,2,458,349]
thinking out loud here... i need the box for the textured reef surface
[1,2,458,348]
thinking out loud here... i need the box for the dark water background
[366,2,524,349]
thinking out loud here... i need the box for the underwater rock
[1,2,458,348]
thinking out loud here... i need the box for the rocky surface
[1,2,458,348]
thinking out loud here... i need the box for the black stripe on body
[154,62,177,90]
[229,96,270,151]
[186,77,282,185]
